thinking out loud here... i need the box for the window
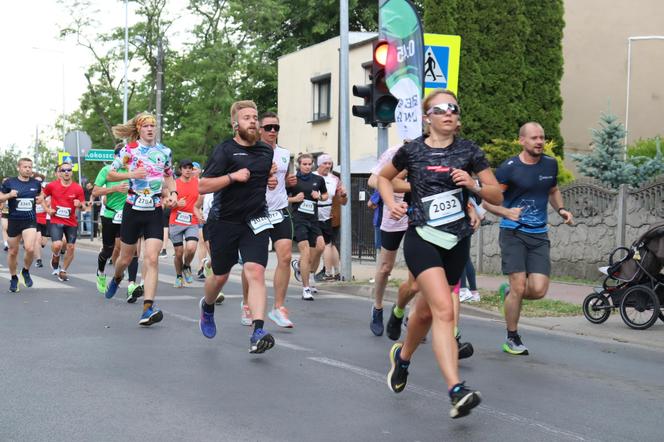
[311,74,331,121]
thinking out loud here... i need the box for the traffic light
[352,83,373,125]
[371,40,398,125]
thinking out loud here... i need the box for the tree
[572,111,638,188]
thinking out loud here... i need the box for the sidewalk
[75,239,664,351]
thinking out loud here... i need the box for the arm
[194,195,205,222]
[548,186,573,225]
[0,190,17,202]
[367,174,378,189]
[377,162,407,220]
[391,170,410,193]
[451,168,503,206]
[199,173,235,195]
[92,182,127,197]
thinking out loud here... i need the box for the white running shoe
[459,288,474,303]
[302,287,314,301]
[469,290,481,302]
[240,302,252,326]
[310,285,318,294]
[268,306,294,328]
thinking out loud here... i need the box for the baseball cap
[179,159,194,168]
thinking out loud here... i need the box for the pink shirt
[371,146,408,232]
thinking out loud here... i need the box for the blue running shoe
[139,305,163,326]
[105,277,121,299]
[20,268,33,288]
[249,328,275,354]
[370,306,384,336]
[9,276,19,293]
[199,297,216,339]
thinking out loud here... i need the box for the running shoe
[457,336,474,360]
[469,290,481,302]
[203,258,212,278]
[370,306,384,336]
[35,259,43,268]
[51,255,60,273]
[334,273,342,281]
[21,268,33,288]
[159,249,167,258]
[291,259,301,282]
[215,291,225,305]
[96,272,107,294]
[386,304,403,341]
[249,328,275,354]
[268,306,294,328]
[199,297,216,339]
[449,382,482,419]
[302,287,314,301]
[126,282,144,304]
[3,241,8,252]
[58,270,68,282]
[105,277,121,299]
[459,288,474,303]
[197,267,205,280]
[174,276,184,288]
[139,305,163,326]
[310,285,318,294]
[502,334,529,355]
[241,302,252,326]
[314,268,326,282]
[387,343,409,393]
[183,266,194,284]
[9,276,19,293]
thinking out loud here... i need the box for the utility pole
[155,37,164,143]
[339,0,352,281]
[123,0,129,123]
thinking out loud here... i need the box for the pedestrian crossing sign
[58,151,79,172]
[423,34,461,97]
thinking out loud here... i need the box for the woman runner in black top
[378,89,502,419]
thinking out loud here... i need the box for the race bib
[421,189,464,227]
[268,210,284,225]
[112,210,123,224]
[55,206,71,218]
[298,200,315,215]
[248,216,273,235]
[176,211,192,225]
[133,195,155,211]
[17,198,33,211]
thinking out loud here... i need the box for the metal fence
[350,174,376,261]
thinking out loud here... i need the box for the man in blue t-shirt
[0,158,43,292]
[483,122,573,356]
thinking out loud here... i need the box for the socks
[143,300,153,312]
[507,329,519,340]
[393,305,405,318]
[202,300,214,313]
[253,319,264,332]
[128,256,139,282]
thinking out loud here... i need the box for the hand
[337,185,347,198]
[115,182,129,193]
[267,175,277,190]
[468,207,480,232]
[166,193,178,208]
[73,199,81,208]
[559,209,574,225]
[388,201,408,220]
[47,208,55,216]
[177,198,186,208]
[450,168,475,189]
[505,207,522,222]
[294,192,305,203]
[232,168,250,183]
[311,190,320,200]
[270,162,277,175]
[286,173,297,187]
[131,167,147,179]
[367,200,377,210]
[7,190,18,199]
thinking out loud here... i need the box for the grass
[473,289,582,317]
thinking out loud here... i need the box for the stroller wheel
[582,293,611,324]
[619,285,660,330]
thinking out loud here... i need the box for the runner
[311,154,347,283]
[92,146,144,302]
[378,89,502,418]
[33,173,48,268]
[43,162,85,282]
[197,100,277,353]
[0,158,41,292]
[288,153,328,300]
[482,121,573,355]
[104,112,177,327]
[169,159,202,288]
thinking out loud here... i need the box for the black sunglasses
[427,103,461,115]
[262,124,280,132]
[60,169,73,172]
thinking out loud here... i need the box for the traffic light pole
[377,124,389,157]
[339,0,352,282]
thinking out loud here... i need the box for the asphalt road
[1,248,662,442]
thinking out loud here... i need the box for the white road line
[308,356,592,442]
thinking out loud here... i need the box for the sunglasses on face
[427,103,460,115]
[61,169,72,172]
[262,124,280,132]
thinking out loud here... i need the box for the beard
[238,126,260,145]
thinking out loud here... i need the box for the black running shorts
[318,219,333,245]
[380,229,406,252]
[120,203,164,245]
[269,209,293,244]
[101,216,122,247]
[403,227,470,282]
[499,228,551,276]
[7,219,37,238]
[37,222,49,237]
[293,217,322,247]
[208,220,269,275]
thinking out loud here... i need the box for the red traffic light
[374,41,389,67]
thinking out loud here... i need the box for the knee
[143,253,158,268]
[66,244,76,252]
[278,252,292,267]
[378,260,393,276]
[24,244,35,254]
[243,263,265,281]
[8,247,18,258]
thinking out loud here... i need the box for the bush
[482,138,574,185]
[627,136,662,159]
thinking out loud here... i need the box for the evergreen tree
[572,112,638,188]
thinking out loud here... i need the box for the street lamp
[123,0,129,123]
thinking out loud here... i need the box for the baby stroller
[583,222,664,330]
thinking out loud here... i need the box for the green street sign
[84,149,115,162]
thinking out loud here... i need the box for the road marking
[278,340,313,352]
[309,356,592,441]
[166,311,198,323]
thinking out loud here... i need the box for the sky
[0,0,191,154]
